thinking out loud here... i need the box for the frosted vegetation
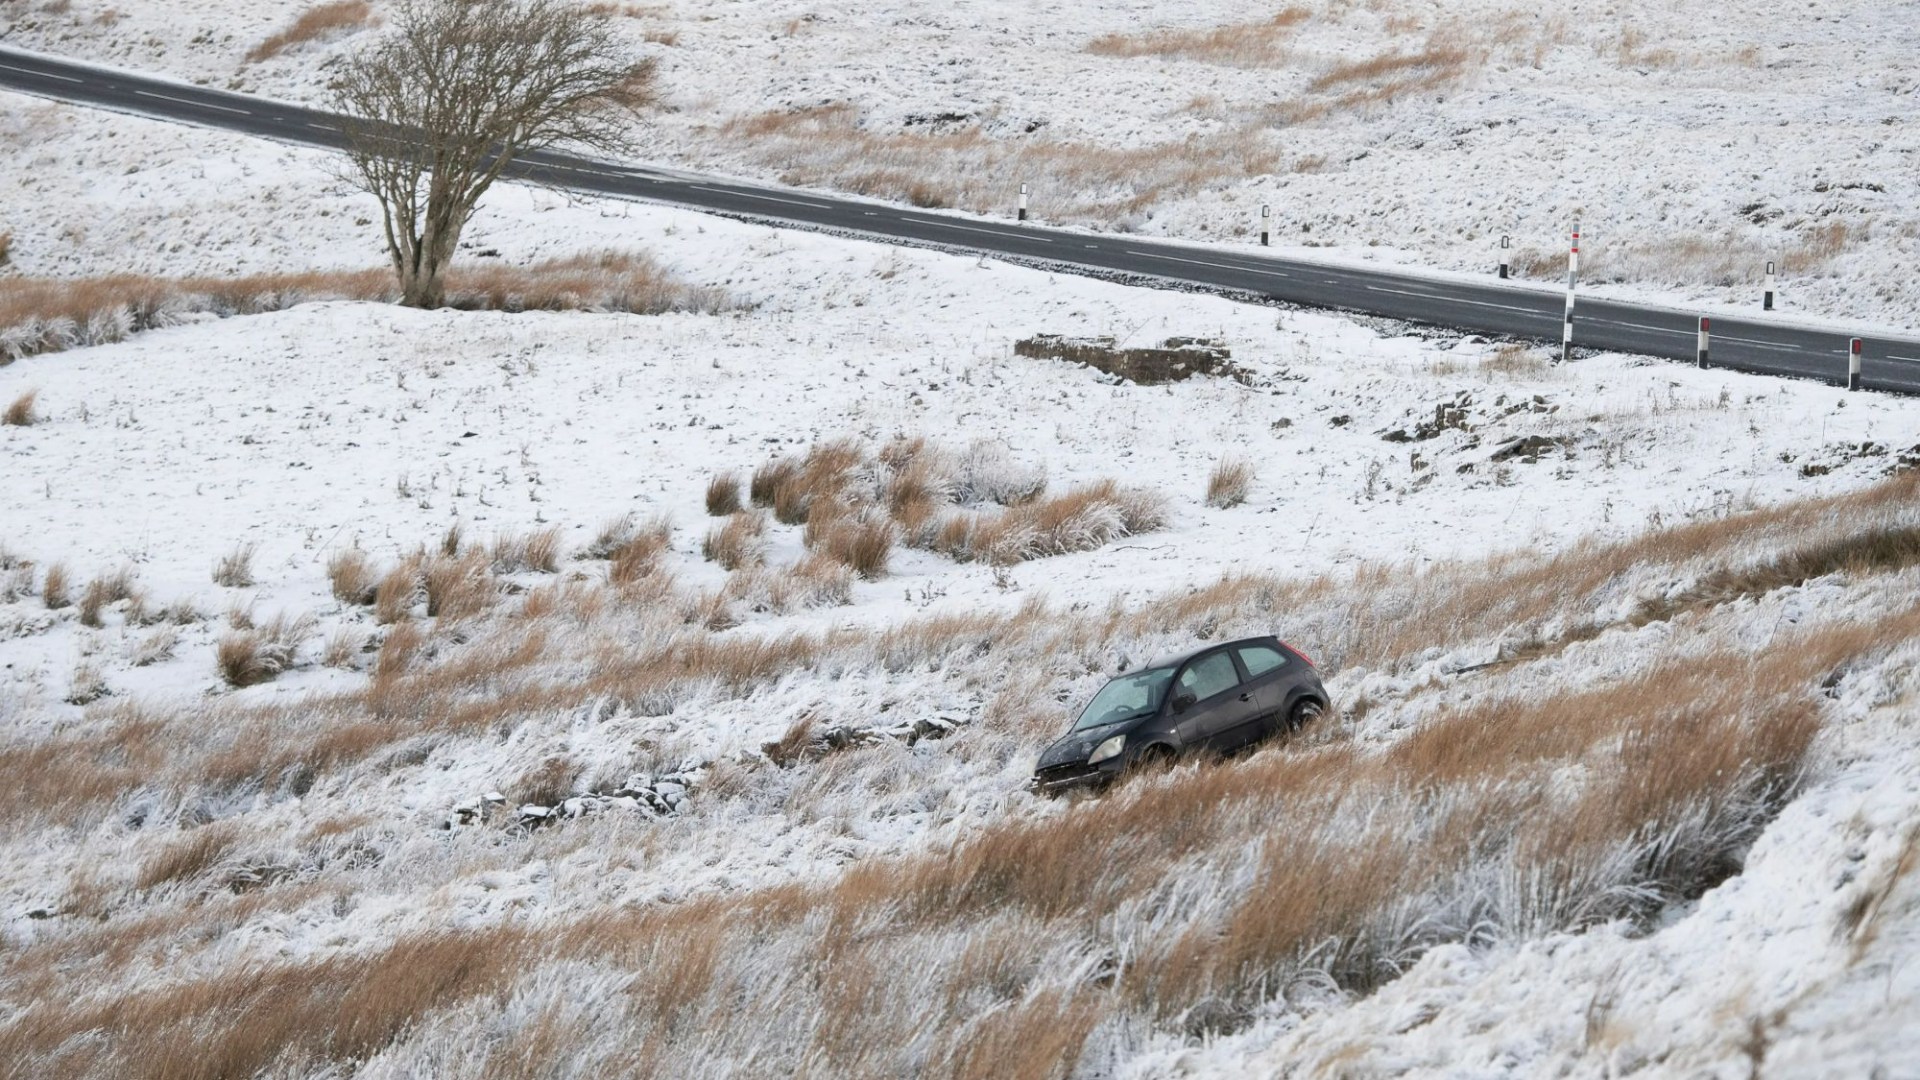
[2,4,1920,1074]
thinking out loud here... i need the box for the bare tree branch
[332,0,656,308]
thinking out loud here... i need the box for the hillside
[3,25,1920,1080]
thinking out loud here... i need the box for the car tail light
[1282,641,1316,668]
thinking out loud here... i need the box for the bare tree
[332,0,656,308]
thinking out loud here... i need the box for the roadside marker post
[1498,235,1510,279]
[1698,317,1710,369]
[1018,183,1028,222]
[1260,204,1270,247]
[1849,338,1863,391]
[1764,260,1776,311]
[1562,220,1580,363]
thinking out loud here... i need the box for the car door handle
[1238,693,1252,701]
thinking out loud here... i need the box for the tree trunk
[398,216,464,309]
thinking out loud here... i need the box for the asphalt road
[6,45,1920,394]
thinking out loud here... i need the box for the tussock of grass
[705,472,742,516]
[490,527,564,575]
[212,543,256,588]
[40,562,69,609]
[423,552,496,621]
[702,511,768,571]
[3,388,37,426]
[77,568,138,628]
[327,549,377,606]
[1205,459,1253,509]
[372,556,424,625]
[216,613,315,688]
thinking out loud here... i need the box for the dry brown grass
[217,613,315,687]
[41,561,69,609]
[320,628,365,669]
[960,481,1169,565]
[423,551,497,620]
[245,0,375,63]
[1086,7,1310,66]
[0,253,728,362]
[810,516,895,580]
[8,473,1920,1073]
[608,523,673,588]
[211,542,256,588]
[77,567,137,628]
[135,823,239,891]
[491,527,564,574]
[721,104,1284,222]
[706,472,742,516]
[327,549,377,605]
[0,230,11,267]
[702,510,768,571]
[372,555,423,624]
[1205,459,1253,509]
[8,630,1833,1074]
[3,388,37,426]
[1512,220,1862,288]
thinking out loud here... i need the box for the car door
[1170,650,1257,752]
[1231,641,1295,742]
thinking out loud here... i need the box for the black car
[1031,636,1327,793]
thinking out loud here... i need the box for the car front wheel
[1127,744,1177,777]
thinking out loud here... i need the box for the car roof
[1143,635,1274,670]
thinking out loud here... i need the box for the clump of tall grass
[3,388,37,426]
[217,613,316,688]
[1205,459,1253,509]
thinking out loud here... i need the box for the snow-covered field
[4,20,1920,1080]
[5,0,1919,329]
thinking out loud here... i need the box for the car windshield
[1072,667,1175,731]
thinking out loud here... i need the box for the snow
[6,0,1919,329]
[4,19,1920,1078]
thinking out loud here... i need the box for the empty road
[4,46,1919,394]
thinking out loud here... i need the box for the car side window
[1237,644,1289,679]
[1178,652,1240,702]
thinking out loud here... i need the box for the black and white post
[1698,317,1711,369]
[1017,183,1028,222]
[1498,235,1510,279]
[1562,220,1580,363]
[1849,338,1863,391]
[1764,260,1776,311]
[1260,204,1271,247]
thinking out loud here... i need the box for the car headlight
[1087,735,1126,765]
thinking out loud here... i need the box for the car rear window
[1237,644,1289,678]
[1178,652,1240,701]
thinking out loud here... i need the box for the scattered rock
[1013,334,1246,385]
[451,772,700,831]
[1490,434,1568,464]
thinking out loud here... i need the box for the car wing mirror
[1171,691,1196,714]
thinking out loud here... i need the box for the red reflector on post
[1700,317,1710,331]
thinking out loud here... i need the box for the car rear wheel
[1288,698,1325,733]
